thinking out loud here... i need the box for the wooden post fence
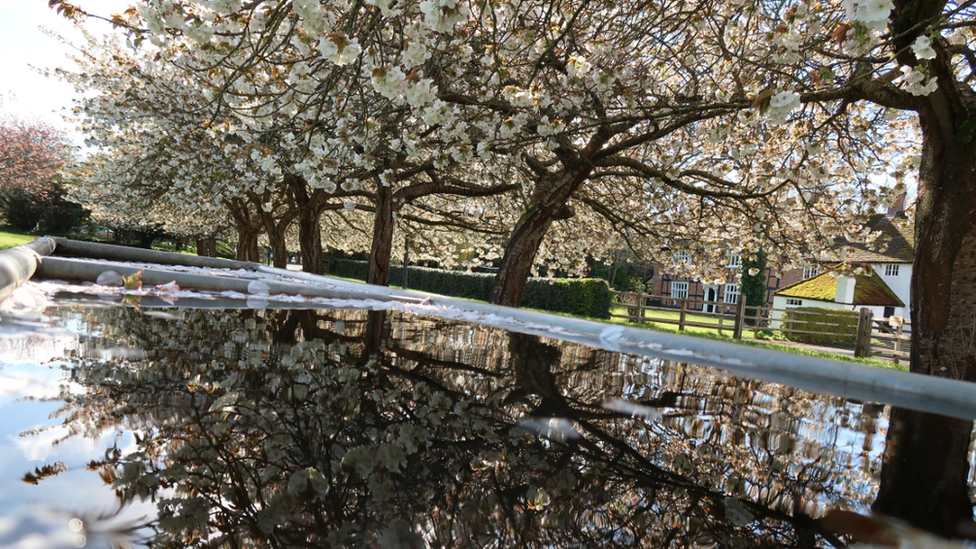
[892,321,904,365]
[733,300,746,340]
[854,307,874,358]
[678,298,688,332]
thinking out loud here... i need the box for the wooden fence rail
[869,316,911,364]
[609,290,890,359]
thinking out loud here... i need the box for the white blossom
[911,36,936,60]
[765,91,801,124]
[896,65,939,96]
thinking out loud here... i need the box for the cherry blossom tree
[49,0,924,366]
[0,116,70,230]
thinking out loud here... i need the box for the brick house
[648,195,914,314]
[648,254,781,312]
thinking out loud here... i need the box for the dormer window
[802,265,820,279]
[726,253,741,268]
[674,251,691,264]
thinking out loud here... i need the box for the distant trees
[0,117,83,232]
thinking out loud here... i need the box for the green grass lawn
[565,305,900,370]
[608,304,763,337]
[0,228,38,250]
[0,226,239,260]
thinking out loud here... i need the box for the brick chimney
[887,192,907,216]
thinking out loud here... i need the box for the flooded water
[1,302,974,548]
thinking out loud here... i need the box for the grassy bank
[548,307,901,370]
[0,227,236,259]
[0,228,37,250]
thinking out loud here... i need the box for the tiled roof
[774,271,904,307]
[836,212,915,263]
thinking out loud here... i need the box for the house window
[674,251,691,265]
[885,264,899,277]
[724,283,740,304]
[727,253,742,268]
[802,265,820,279]
[786,298,803,306]
[671,281,690,299]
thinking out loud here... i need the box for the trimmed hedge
[782,307,858,345]
[326,257,611,318]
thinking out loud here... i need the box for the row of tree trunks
[195,237,217,257]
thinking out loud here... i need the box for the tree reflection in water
[25,306,976,547]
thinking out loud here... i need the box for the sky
[0,0,133,139]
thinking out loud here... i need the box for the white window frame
[674,251,691,265]
[723,283,740,304]
[786,298,803,306]
[802,265,820,279]
[726,253,742,268]
[670,281,690,299]
[885,264,900,277]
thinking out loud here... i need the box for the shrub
[326,257,611,318]
[782,307,858,346]
[521,278,612,319]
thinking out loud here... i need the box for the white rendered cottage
[770,272,904,329]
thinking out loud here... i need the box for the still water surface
[0,304,973,548]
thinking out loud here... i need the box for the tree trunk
[287,175,325,275]
[195,236,218,257]
[297,206,323,274]
[489,130,612,307]
[267,229,288,269]
[225,198,263,262]
[367,182,395,286]
[237,228,260,262]
[136,230,156,249]
[489,207,555,306]
[872,407,973,537]
[490,175,583,306]
[910,118,976,380]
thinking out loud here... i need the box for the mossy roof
[774,271,904,306]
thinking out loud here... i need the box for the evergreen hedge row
[326,257,612,319]
[781,307,858,345]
